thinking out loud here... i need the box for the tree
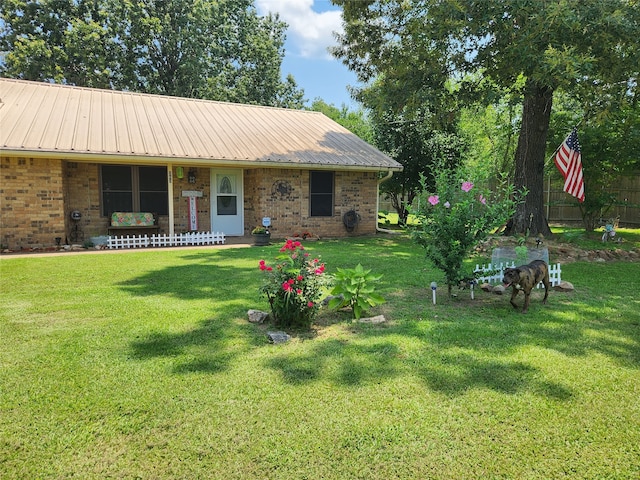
[308,99,374,142]
[332,0,639,236]
[0,0,305,108]
[548,87,640,231]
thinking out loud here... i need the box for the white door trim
[210,168,244,236]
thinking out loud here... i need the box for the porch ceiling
[0,78,402,172]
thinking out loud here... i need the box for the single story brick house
[0,78,402,248]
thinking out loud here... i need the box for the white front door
[211,169,244,236]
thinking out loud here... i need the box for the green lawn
[1,236,639,479]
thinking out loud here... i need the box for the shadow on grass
[120,249,268,374]
[118,242,639,397]
[265,263,639,397]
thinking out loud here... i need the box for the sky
[254,0,360,109]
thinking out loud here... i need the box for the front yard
[1,234,638,479]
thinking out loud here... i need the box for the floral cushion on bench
[111,212,155,227]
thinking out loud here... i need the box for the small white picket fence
[474,262,562,288]
[108,231,225,249]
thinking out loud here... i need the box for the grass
[1,235,639,479]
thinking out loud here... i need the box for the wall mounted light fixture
[176,166,184,179]
[188,168,197,184]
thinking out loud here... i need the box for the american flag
[554,128,585,202]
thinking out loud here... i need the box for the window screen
[310,171,334,217]
[101,165,168,216]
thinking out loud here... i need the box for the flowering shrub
[258,239,329,327]
[411,168,522,296]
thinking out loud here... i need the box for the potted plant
[251,226,271,246]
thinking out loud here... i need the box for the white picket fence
[474,262,562,288]
[108,231,225,249]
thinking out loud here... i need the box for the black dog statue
[502,260,550,313]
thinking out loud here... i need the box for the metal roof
[0,78,402,171]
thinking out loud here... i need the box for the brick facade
[1,156,65,248]
[244,168,378,238]
[1,157,381,248]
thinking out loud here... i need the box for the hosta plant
[328,264,385,320]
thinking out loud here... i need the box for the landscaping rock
[321,294,344,306]
[358,315,386,324]
[266,331,291,344]
[492,284,506,295]
[480,283,493,292]
[247,309,269,324]
[553,281,575,292]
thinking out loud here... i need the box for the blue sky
[255,0,360,109]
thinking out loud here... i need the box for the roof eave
[0,148,404,172]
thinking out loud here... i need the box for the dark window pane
[310,171,334,217]
[103,192,133,217]
[310,171,333,194]
[101,165,168,216]
[102,165,132,191]
[139,167,168,214]
[139,166,167,191]
[140,192,168,215]
[311,195,333,216]
[101,166,132,216]
[217,196,237,215]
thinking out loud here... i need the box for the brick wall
[64,163,203,237]
[172,166,211,232]
[1,156,66,248]
[244,168,379,238]
[64,162,105,240]
[1,158,381,248]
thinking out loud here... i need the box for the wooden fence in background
[546,173,639,227]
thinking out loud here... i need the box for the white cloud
[255,0,344,59]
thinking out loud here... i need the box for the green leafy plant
[328,264,385,320]
[252,226,269,234]
[514,245,528,265]
[259,239,328,328]
[411,165,523,296]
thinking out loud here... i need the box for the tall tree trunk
[509,81,554,237]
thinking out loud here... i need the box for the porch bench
[107,212,160,236]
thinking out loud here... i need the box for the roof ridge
[0,77,323,115]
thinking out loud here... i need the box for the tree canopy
[332,0,639,236]
[0,0,305,108]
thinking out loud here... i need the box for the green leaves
[329,264,385,321]
[411,165,521,295]
[0,0,305,107]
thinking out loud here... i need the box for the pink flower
[428,195,439,206]
[297,275,304,281]
[444,201,451,208]
[282,282,292,292]
[461,181,474,192]
[259,260,267,271]
[307,302,314,308]
[314,263,325,275]
[479,194,486,205]
[296,289,302,295]
[266,266,273,272]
